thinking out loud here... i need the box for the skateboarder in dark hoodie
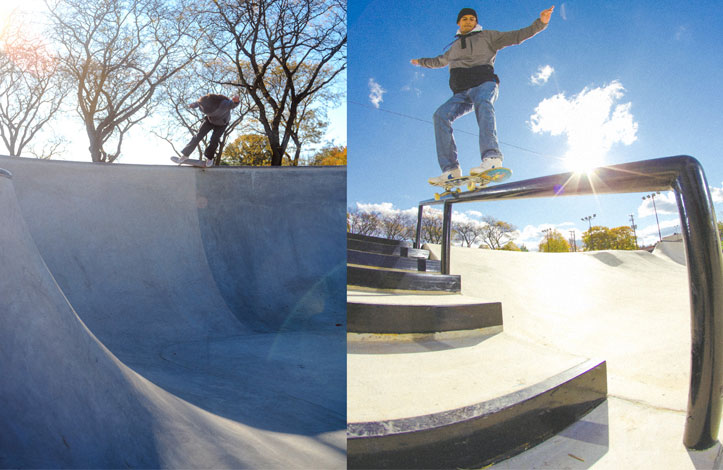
[179,93,240,167]
[411,6,554,185]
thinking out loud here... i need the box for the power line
[349,99,550,158]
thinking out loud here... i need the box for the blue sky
[348,0,723,249]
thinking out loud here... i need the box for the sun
[0,0,44,27]
[0,1,23,18]
[563,153,604,176]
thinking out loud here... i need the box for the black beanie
[457,7,477,24]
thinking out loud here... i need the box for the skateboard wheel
[467,182,476,191]
[434,193,441,201]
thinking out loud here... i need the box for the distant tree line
[349,207,643,253]
[539,225,637,252]
[347,207,525,251]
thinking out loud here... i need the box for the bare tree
[480,216,516,250]
[347,208,381,236]
[46,0,201,162]
[421,213,444,245]
[0,17,66,157]
[279,64,340,165]
[381,211,414,241]
[454,221,485,247]
[207,0,346,166]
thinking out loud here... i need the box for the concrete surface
[347,331,592,423]
[0,156,346,468]
[424,243,723,469]
[655,239,687,265]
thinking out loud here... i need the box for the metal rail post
[674,160,723,449]
[441,202,452,275]
[415,205,424,249]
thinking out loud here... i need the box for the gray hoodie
[189,94,239,126]
[417,18,548,93]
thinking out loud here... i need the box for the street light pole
[581,214,596,250]
[629,214,638,249]
[643,192,662,242]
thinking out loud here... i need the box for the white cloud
[401,71,424,96]
[355,202,420,219]
[637,218,680,246]
[710,184,723,204]
[356,201,397,217]
[675,25,691,42]
[529,81,638,170]
[368,78,386,108]
[637,191,677,218]
[530,65,554,85]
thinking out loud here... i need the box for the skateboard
[171,156,212,168]
[429,167,512,200]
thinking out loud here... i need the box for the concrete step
[348,238,429,259]
[347,291,501,335]
[347,265,461,293]
[347,332,607,469]
[347,249,441,272]
[347,232,414,248]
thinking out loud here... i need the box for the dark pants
[182,118,226,160]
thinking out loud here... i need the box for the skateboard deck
[429,167,512,200]
[171,156,211,168]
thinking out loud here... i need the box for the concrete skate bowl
[0,156,346,469]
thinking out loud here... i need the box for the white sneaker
[470,157,504,175]
[428,167,462,185]
[205,159,214,167]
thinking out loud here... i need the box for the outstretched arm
[410,54,449,69]
[491,6,553,50]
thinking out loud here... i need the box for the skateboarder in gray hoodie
[412,6,554,184]
[179,93,240,167]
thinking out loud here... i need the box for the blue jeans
[182,118,227,160]
[433,81,503,172]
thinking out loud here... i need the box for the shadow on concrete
[138,330,347,435]
[687,441,723,469]
[347,332,496,355]
[493,400,609,469]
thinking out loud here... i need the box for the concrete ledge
[348,359,607,469]
[347,301,502,334]
[348,265,461,292]
[347,249,441,272]
[347,327,503,342]
[348,238,429,258]
[348,232,413,248]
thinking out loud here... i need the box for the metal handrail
[415,155,723,449]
